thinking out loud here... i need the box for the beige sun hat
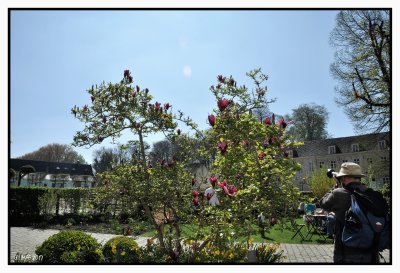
[336,162,366,178]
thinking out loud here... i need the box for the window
[367,158,373,165]
[330,161,336,169]
[353,158,360,164]
[319,161,325,168]
[328,146,336,154]
[378,140,387,150]
[383,177,390,184]
[381,156,388,161]
[309,162,314,172]
[351,144,359,152]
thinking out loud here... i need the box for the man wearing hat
[320,162,379,263]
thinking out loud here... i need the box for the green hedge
[9,187,92,225]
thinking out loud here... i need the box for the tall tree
[92,141,150,174]
[330,10,390,133]
[285,103,329,141]
[17,143,86,164]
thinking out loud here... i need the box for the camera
[326,169,336,178]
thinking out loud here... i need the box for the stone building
[289,132,390,191]
[9,159,95,188]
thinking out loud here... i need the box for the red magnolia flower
[124,69,130,78]
[278,117,287,129]
[209,176,218,187]
[271,113,275,124]
[102,115,107,123]
[177,129,181,135]
[192,190,200,197]
[217,75,226,83]
[91,95,95,102]
[264,117,272,125]
[270,217,277,226]
[258,151,266,160]
[217,99,230,111]
[83,105,88,111]
[208,114,216,127]
[219,180,237,197]
[218,180,228,188]
[132,91,137,97]
[136,85,140,92]
[283,151,289,158]
[227,184,237,196]
[217,141,228,155]
[164,103,171,110]
[206,192,213,200]
[228,78,236,86]
[236,174,242,180]
[155,102,161,111]
[192,197,200,204]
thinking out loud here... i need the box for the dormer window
[351,143,359,152]
[328,146,336,154]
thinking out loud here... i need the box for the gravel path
[10,227,390,264]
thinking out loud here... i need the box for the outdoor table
[304,214,328,241]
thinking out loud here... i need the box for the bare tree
[330,10,390,133]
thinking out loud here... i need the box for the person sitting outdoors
[297,201,305,215]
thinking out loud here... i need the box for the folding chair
[290,218,306,240]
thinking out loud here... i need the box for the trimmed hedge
[9,187,91,225]
[35,230,104,264]
[102,236,141,263]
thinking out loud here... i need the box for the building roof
[294,132,390,157]
[9,159,94,176]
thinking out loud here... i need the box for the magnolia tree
[72,70,198,259]
[188,69,303,251]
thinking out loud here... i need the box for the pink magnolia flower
[264,117,272,125]
[278,117,287,129]
[192,190,200,197]
[131,91,137,97]
[124,69,130,78]
[208,114,216,127]
[154,102,161,111]
[177,129,181,135]
[192,197,200,204]
[209,176,218,187]
[217,99,230,111]
[217,141,228,155]
[219,180,237,197]
[258,151,266,160]
[91,95,95,102]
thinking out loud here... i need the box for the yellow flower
[111,244,117,254]
[121,251,126,256]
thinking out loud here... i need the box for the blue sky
[10,10,357,164]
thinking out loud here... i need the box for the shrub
[253,243,286,263]
[102,236,141,263]
[35,230,104,264]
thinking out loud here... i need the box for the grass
[139,217,333,244]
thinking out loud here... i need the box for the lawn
[139,217,333,244]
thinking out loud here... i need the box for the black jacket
[320,183,379,264]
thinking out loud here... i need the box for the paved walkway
[10,227,390,264]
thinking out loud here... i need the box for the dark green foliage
[9,187,91,226]
[102,236,141,263]
[35,230,104,264]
